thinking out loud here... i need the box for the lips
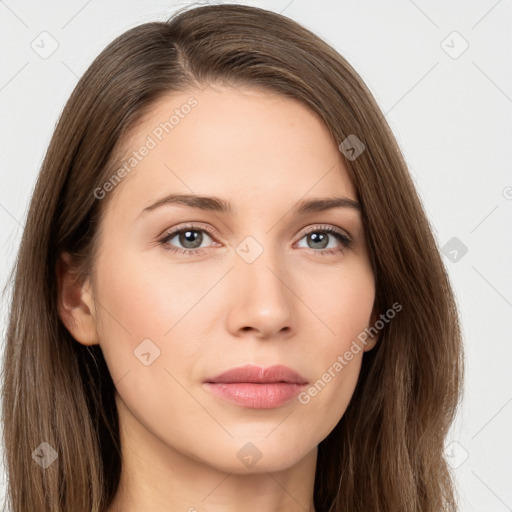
[204,364,308,385]
[203,364,308,409]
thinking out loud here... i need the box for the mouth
[203,364,308,409]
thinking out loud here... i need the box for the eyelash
[157,223,352,257]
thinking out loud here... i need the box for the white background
[1,1,511,510]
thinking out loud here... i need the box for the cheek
[95,250,204,338]
[91,250,178,381]
[92,246,230,392]
[292,264,374,433]
[92,251,210,433]
[300,260,375,344]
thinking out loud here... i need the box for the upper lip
[205,364,308,385]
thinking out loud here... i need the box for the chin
[210,436,315,475]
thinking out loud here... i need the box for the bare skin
[57,83,379,512]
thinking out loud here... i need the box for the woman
[1,4,464,511]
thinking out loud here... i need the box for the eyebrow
[137,193,361,218]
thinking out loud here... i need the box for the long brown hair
[1,4,464,511]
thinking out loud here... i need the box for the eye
[158,224,218,256]
[295,225,352,256]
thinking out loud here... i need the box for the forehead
[102,84,358,218]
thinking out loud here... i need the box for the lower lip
[203,382,306,409]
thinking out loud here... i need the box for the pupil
[180,230,202,249]
[310,232,328,249]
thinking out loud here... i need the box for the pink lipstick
[203,364,308,409]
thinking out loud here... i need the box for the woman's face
[73,84,377,473]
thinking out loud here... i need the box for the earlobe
[364,331,379,352]
[56,251,99,345]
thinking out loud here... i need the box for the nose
[225,247,295,340]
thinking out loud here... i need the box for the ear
[56,251,99,345]
[363,305,381,352]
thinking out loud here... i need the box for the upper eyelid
[161,222,216,239]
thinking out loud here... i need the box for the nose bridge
[235,234,288,299]
[228,232,294,337]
